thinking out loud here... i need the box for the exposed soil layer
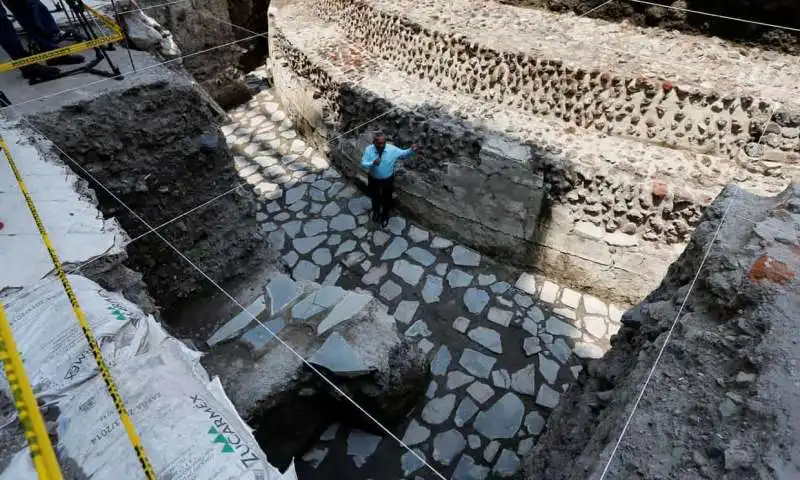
[499,0,800,55]
[524,183,800,479]
[26,82,269,319]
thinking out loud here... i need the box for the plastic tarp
[0,275,296,480]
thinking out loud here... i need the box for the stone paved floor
[224,88,624,479]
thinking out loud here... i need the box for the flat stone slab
[393,259,425,286]
[393,300,419,324]
[421,394,456,425]
[452,454,490,480]
[487,307,513,327]
[546,317,581,338]
[463,288,490,314]
[466,381,495,404]
[380,280,403,301]
[538,355,561,385]
[510,364,537,397]
[402,419,431,446]
[452,245,481,266]
[459,349,497,379]
[294,234,327,254]
[207,296,266,346]
[433,430,466,466]
[493,449,521,477]
[317,292,372,334]
[401,449,426,476]
[473,392,525,439]
[347,430,382,468]
[524,411,545,435]
[447,269,474,288]
[515,273,536,295]
[447,371,474,390]
[454,397,479,427]
[431,346,452,375]
[535,383,561,409]
[468,327,503,354]
[406,246,436,266]
[381,237,409,260]
[422,275,444,303]
[310,332,370,376]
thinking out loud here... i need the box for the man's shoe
[381,217,389,228]
[371,211,380,222]
[20,64,61,81]
[46,54,84,66]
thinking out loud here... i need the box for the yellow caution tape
[0,3,124,73]
[0,137,157,479]
[0,304,63,480]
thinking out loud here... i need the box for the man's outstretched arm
[395,144,417,159]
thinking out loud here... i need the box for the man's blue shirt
[360,143,413,179]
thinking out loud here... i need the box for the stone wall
[270,34,679,304]
[310,0,799,164]
[267,0,797,304]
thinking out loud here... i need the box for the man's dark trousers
[368,175,394,222]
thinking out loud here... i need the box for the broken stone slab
[202,273,429,470]
[433,430,467,466]
[459,348,497,379]
[473,392,525,439]
[452,454,490,480]
[454,397,479,427]
[347,430,382,468]
[421,394,456,425]
[310,332,371,377]
[452,245,482,266]
[493,449,521,477]
[468,327,503,354]
[447,371,474,390]
[464,288,490,314]
[206,296,267,346]
[431,345,452,376]
[402,419,430,446]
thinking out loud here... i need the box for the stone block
[202,273,429,468]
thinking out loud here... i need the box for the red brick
[748,255,795,284]
[652,180,668,199]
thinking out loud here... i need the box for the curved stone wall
[267,0,798,304]
[310,0,799,164]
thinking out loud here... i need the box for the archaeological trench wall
[268,0,799,305]
[26,79,271,318]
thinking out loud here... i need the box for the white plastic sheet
[0,275,296,480]
[0,275,149,396]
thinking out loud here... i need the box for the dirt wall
[524,182,800,479]
[27,81,270,319]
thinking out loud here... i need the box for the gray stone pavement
[223,88,624,479]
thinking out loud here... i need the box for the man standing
[360,132,416,227]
